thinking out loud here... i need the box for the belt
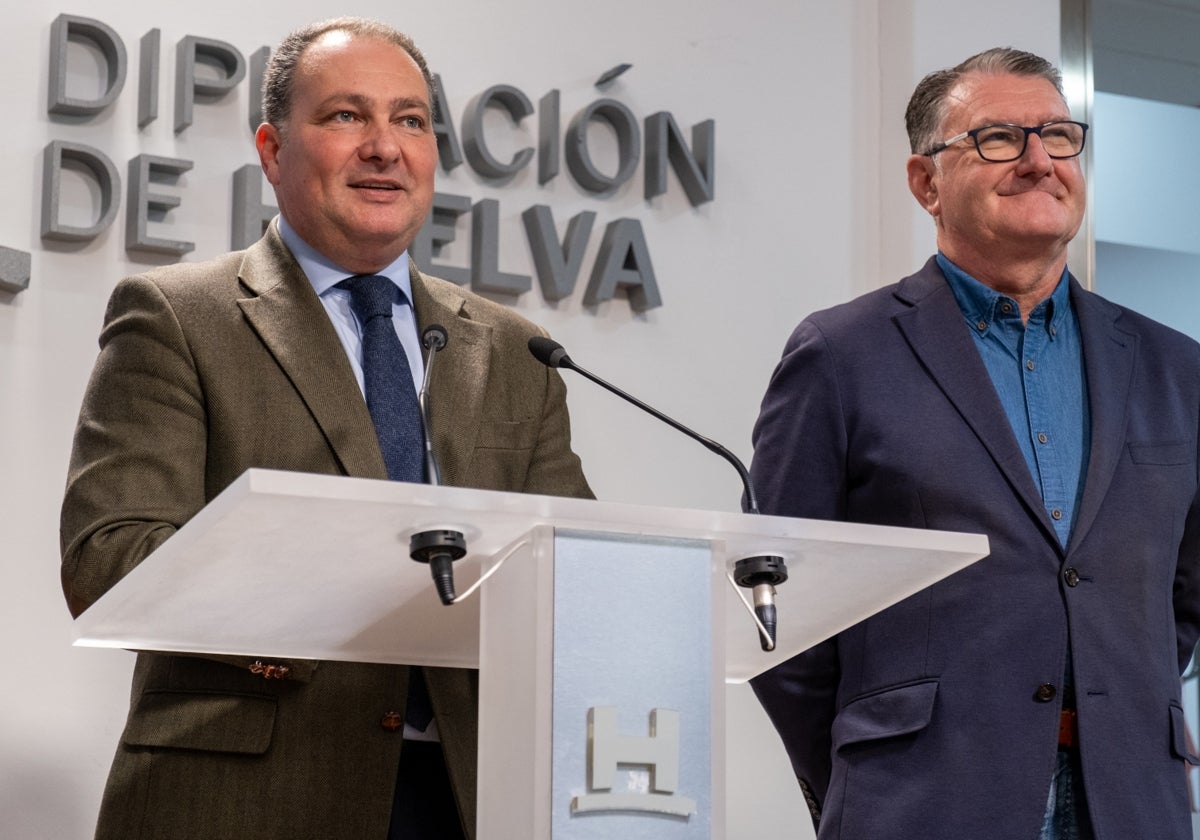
[1058,709,1078,749]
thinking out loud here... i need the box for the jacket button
[249,660,292,680]
[381,712,404,732]
[1035,683,1057,702]
[1064,568,1080,587]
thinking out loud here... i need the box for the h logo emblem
[571,706,697,817]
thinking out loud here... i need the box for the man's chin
[344,222,422,261]
[997,202,1081,240]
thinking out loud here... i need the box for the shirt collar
[937,252,1071,338]
[277,214,414,303]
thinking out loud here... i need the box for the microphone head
[528,335,571,369]
[422,324,448,351]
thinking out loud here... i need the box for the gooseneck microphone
[528,336,761,514]
[733,554,788,650]
[527,335,788,650]
[410,323,465,606]
[418,324,448,486]
[411,527,466,607]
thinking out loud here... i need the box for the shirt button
[1064,568,1080,587]
[381,712,404,732]
[1037,433,1048,444]
[977,320,987,331]
[1051,508,1063,520]
[1026,360,1036,371]
[1001,302,1013,314]
[1035,683,1057,702]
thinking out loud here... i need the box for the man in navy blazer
[749,48,1200,839]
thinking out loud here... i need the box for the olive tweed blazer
[61,220,591,839]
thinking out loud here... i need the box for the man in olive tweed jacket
[60,17,590,840]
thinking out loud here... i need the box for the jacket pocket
[832,679,938,752]
[1169,701,1200,765]
[1128,441,1191,466]
[123,689,276,755]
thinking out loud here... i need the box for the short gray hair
[261,17,436,128]
[904,47,1064,155]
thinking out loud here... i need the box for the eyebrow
[315,92,431,119]
[973,115,1072,126]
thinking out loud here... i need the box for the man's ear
[906,154,940,218]
[255,122,283,186]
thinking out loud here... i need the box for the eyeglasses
[922,121,1089,162]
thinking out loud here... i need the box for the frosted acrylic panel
[551,530,713,839]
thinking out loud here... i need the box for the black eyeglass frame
[922,120,1090,162]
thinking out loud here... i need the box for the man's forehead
[943,72,1070,124]
[291,34,429,106]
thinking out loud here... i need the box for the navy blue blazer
[749,257,1200,839]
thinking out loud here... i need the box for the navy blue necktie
[338,275,433,732]
[337,275,426,484]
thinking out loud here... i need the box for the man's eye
[399,115,425,129]
[977,126,1022,146]
[332,111,355,123]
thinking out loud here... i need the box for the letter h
[587,706,680,793]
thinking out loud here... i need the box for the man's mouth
[999,182,1063,199]
[351,181,403,191]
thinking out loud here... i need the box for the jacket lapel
[408,264,492,487]
[1067,283,1137,552]
[235,222,388,480]
[892,259,1061,548]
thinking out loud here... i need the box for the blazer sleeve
[60,274,208,617]
[1173,412,1200,673]
[746,316,849,813]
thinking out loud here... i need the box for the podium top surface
[74,468,989,682]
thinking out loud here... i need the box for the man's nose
[1015,131,1054,173]
[360,122,402,162]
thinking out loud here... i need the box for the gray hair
[261,17,436,129]
[904,47,1064,155]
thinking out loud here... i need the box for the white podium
[74,468,988,840]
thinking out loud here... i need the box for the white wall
[0,2,1059,838]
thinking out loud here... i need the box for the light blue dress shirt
[938,253,1090,549]
[277,215,425,396]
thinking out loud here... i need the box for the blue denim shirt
[937,253,1090,549]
